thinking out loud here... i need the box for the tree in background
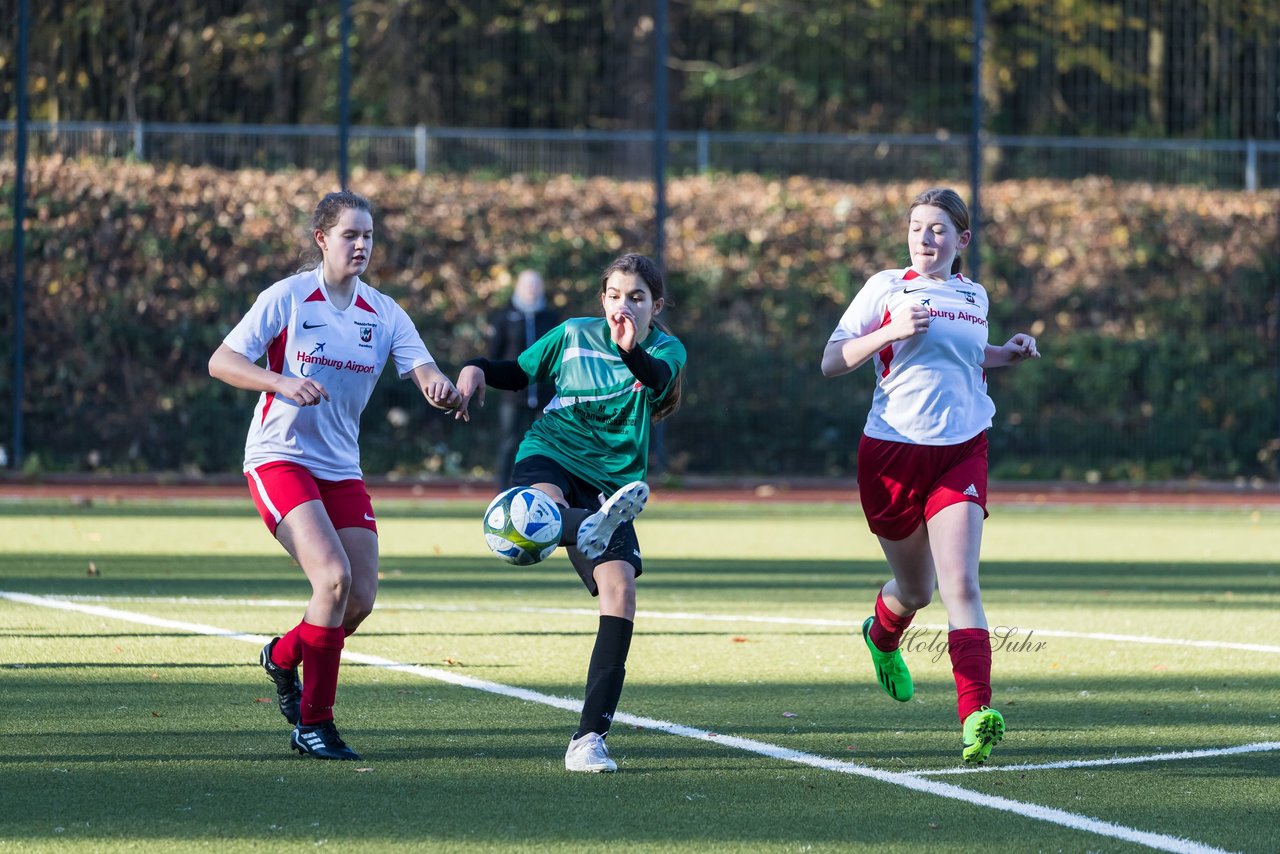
[3,0,1277,140]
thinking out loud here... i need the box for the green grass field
[2,496,1278,852]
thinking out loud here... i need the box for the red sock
[948,628,993,721]
[299,621,345,725]
[278,622,355,671]
[272,623,304,669]
[868,592,915,652]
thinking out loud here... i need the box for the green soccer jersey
[516,317,686,495]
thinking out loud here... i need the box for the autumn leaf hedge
[1,158,1276,481]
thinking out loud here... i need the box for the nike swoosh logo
[302,321,327,329]
[364,513,376,522]
[903,287,927,294]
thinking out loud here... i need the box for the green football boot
[861,616,914,702]
[961,706,1005,764]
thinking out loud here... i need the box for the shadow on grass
[5,670,1277,852]
[8,668,1278,758]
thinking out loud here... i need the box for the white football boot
[576,481,649,560]
[564,731,617,772]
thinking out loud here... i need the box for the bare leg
[275,501,353,628]
[876,522,937,615]
[924,502,987,630]
[337,527,379,634]
[594,560,637,621]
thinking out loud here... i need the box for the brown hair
[599,253,682,423]
[298,190,374,271]
[908,187,970,276]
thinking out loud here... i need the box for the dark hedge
[2,160,1276,482]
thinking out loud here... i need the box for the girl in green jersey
[455,253,686,772]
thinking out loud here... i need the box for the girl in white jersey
[209,191,460,760]
[821,188,1039,764]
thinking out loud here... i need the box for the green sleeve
[517,322,568,384]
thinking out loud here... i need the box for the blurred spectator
[489,269,559,487]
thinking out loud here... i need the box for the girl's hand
[608,308,638,352]
[452,365,486,422]
[277,376,330,407]
[1000,333,1040,362]
[424,379,462,412]
[886,304,932,342]
[982,333,1041,368]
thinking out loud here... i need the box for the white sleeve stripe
[563,347,621,363]
[543,386,634,410]
[247,466,284,524]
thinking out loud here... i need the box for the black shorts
[511,454,643,596]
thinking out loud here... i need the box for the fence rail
[3,121,1278,190]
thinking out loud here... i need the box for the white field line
[37,594,1280,655]
[1,590,1233,854]
[909,741,1280,776]
[16,594,1275,778]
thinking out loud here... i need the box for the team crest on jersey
[956,289,977,305]
[360,326,373,343]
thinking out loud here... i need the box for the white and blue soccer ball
[482,486,563,565]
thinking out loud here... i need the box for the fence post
[338,0,352,189]
[10,0,29,470]
[415,125,429,173]
[968,0,985,281]
[697,130,709,174]
[132,122,144,160]
[653,0,669,271]
[1245,139,1258,192]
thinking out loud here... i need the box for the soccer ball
[482,487,563,565]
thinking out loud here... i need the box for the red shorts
[245,461,377,536]
[856,433,989,541]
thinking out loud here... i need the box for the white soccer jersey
[222,267,435,480]
[828,268,995,445]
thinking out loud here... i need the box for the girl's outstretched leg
[565,561,636,773]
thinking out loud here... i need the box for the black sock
[558,507,592,546]
[574,615,634,738]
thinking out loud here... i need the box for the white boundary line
[34,594,1280,655]
[20,594,1276,780]
[908,742,1280,776]
[2,590,1231,854]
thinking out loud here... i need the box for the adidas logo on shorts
[963,484,980,498]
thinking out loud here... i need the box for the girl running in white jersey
[209,190,460,760]
[821,188,1040,764]
[453,253,687,773]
